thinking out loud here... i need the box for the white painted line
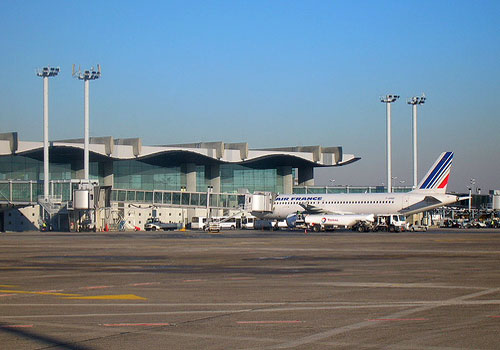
[102,323,170,327]
[267,287,500,349]
[237,321,302,324]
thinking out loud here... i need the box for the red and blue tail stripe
[418,152,453,190]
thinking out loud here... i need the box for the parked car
[409,224,428,232]
[144,218,179,231]
[441,220,464,228]
[466,220,487,228]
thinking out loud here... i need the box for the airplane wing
[400,196,443,215]
[299,202,352,215]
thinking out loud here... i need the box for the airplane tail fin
[412,152,453,194]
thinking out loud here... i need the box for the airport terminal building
[0,132,359,231]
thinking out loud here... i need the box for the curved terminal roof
[0,132,360,168]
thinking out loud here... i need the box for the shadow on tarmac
[0,324,94,350]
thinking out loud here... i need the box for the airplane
[251,152,464,222]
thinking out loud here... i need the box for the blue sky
[1,1,499,192]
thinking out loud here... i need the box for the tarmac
[0,228,499,349]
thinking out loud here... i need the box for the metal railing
[0,181,246,210]
[37,195,63,215]
[111,188,245,209]
[0,180,97,205]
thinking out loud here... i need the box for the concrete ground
[0,228,499,350]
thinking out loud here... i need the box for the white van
[191,216,237,230]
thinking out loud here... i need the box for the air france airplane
[252,152,462,220]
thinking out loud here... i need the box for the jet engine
[286,213,298,228]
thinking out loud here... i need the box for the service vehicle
[466,220,487,228]
[144,217,179,231]
[372,214,407,232]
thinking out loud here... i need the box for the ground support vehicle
[370,214,407,232]
[144,218,179,231]
[206,220,221,232]
[193,215,252,230]
[465,220,487,229]
[304,214,374,232]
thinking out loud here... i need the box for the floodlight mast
[72,65,101,181]
[380,94,399,193]
[407,94,426,189]
[36,66,60,200]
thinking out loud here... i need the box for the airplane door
[403,196,409,209]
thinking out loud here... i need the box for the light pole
[407,94,426,189]
[36,66,60,200]
[380,94,399,193]
[468,178,476,219]
[73,65,101,181]
[207,186,213,221]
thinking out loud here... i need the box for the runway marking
[313,282,483,290]
[2,299,500,309]
[183,279,205,282]
[0,294,15,297]
[79,285,113,290]
[102,323,170,327]
[0,324,33,328]
[128,282,160,286]
[237,321,302,324]
[368,318,428,321]
[0,309,253,319]
[0,290,81,297]
[227,277,255,280]
[0,285,17,288]
[266,287,500,349]
[39,289,64,293]
[63,294,147,300]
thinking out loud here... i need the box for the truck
[371,214,408,232]
[144,218,179,231]
[304,214,375,232]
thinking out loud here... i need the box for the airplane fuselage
[255,192,459,220]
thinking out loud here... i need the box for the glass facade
[196,165,207,192]
[113,160,182,191]
[220,164,284,193]
[293,186,412,194]
[0,155,103,182]
[112,162,286,194]
[2,156,288,197]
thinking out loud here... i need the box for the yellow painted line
[63,294,147,300]
[0,290,81,297]
[0,285,17,288]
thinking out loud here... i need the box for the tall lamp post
[380,94,399,193]
[72,65,101,181]
[469,178,476,218]
[407,94,426,189]
[36,66,60,200]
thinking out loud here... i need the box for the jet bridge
[250,192,275,214]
